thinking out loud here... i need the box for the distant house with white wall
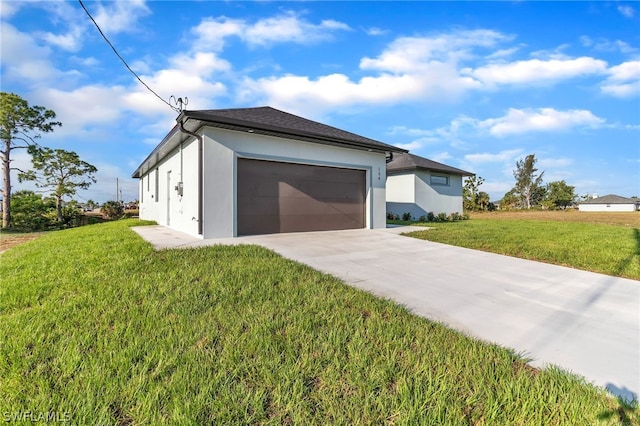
[385,153,473,219]
[132,107,406,238]
[578,194,640,212]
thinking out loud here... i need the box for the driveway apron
[133,225,640,401]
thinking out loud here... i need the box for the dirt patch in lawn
[0,232,44,253]
[470,210,640,227]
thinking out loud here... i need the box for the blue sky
[2,1,639,203]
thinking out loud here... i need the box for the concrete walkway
[132,225,640,401]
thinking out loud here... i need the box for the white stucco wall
[201,127,388,238]
[386,170,464,219]
[138,138,201,237]
[385,174,415,203]
[578,203,637,212]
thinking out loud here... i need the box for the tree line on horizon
[464,154,586,212]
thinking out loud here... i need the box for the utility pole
[116,177,119,202]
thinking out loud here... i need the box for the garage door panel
[237,159,365,235]
[276,198,363,215]
[237,196,280,215]
[282,182,365,200]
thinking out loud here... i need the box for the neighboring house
[578,194,640,212]
[386,153,473,219]
[133,107,406,238]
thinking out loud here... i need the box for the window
[155,169,159,202]
[430,175,449,186]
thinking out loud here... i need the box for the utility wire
[77,0,181,113]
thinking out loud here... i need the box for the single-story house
[386,153,473,219]
[578,194,640,212]
[132,107,406,238]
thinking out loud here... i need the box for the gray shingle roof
[579,194,639,204]
[181,107,404,152]
[386,152,473,176]
[132,107,406,178]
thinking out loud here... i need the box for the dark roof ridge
[180,106,404,152]
[387,152,473,176]
[580,194,639,204]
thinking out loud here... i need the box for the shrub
[427,212,435,222]
[449,212,462,221]
[437,212,448,222]
[60,201,84,227]
[418,215,427,223]
[402,212,413,221]
[101,201,125,220]
[10,190,56,231]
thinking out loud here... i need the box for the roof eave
[182,111,406,154]
[388,166,474,176]
[131,124,184,178]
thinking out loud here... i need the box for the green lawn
[405,220,640,280]
[1,220,637,424]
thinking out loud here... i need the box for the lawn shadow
[613,228,640,278]
[598,383,639,425]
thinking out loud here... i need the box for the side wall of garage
[201,127,388,238]
[139,138,201,237]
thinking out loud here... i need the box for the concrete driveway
[133,225,640,401]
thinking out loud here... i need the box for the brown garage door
[237,159,365,235]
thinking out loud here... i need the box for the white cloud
[93,0,151,35]
[239,29,620,116]
[601,60,640,98]
[530,44,571,60]
[0,1,20,18]
[0,23,58,84]
[70,56,100,67]
[240,30,512,115]
[191,12,351,52]
[191,16,247,52]
[245,15,350,46]
[241,72,440,118]
[40,26,84,52]
[464,149,523,164]
[465,57,608,86]
[388,126,435,137]
[485,108,605,137]
[38,85,130,138]
[617,5,635,18]
[430,152,453,163]
[365,27,387,36]
[538,158,574,169]
[394,140,424,151]
[360,30,510,73]
[31,1,89,52]
[482,180,513,197]
[486,46,522,59]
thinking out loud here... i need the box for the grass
[402,211,640,280]
[1,220,638,424]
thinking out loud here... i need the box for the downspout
[178,118,204,236]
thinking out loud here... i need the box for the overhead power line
[77,0,182,113]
